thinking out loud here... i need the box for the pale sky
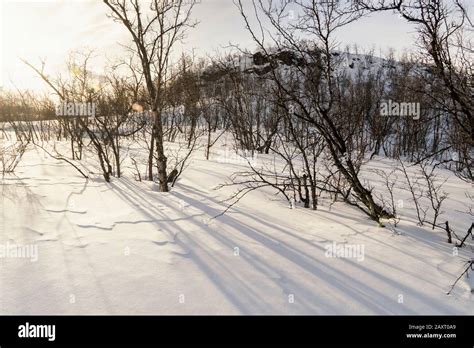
[0,0,459,93]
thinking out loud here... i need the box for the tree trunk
[154,111,169,192]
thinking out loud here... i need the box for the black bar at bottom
[0,316,472,346]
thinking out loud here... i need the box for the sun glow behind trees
[0,0,424,94]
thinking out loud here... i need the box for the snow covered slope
[0,137,472,315]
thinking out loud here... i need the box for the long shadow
[116,181,334,314]
[102,177,462,314]
[174,183,461,314]
[170,189,418,314]
[118,180,406,313]
[109,178,276,314]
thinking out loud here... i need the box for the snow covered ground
[0,137,473,315]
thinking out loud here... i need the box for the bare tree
[359,0,474,182]
[103,0,198,191]
[234,0,393,223]
[418,160,449,229]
